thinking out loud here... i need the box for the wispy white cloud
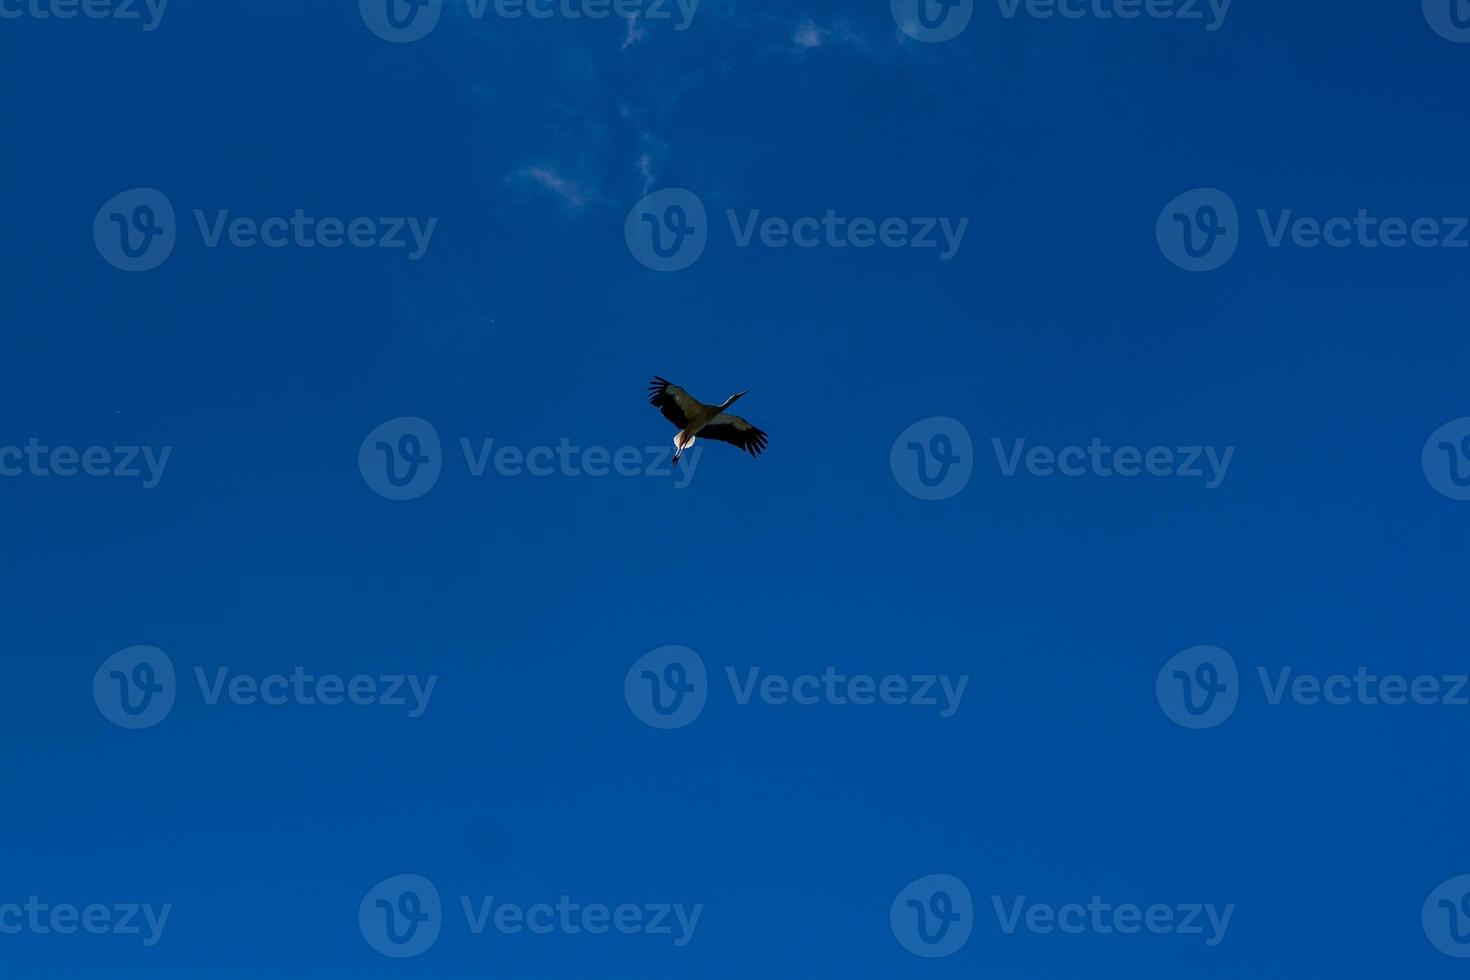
[793,20,826,49]
[506,165,600,209]
[636,152,655,194]
[621,13,646,49]
[787,17,883,59]
[635,130,668,195]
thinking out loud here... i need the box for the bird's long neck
[718,395,739,410]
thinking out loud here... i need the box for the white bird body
[648,377,768,466]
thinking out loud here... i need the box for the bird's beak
[734,389,750,400]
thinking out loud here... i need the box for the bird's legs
[672,430,696,467]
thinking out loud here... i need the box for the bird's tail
[673,432,694,466]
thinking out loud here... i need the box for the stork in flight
[648,377,768,466]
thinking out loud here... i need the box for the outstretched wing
[697,413,768,457]
[648,376,706,429]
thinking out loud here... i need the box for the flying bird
[648,377,768,466]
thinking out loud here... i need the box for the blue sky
[3,0,1470,976]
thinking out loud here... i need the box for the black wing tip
[736,427,768,457]
[699,421,768,457]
